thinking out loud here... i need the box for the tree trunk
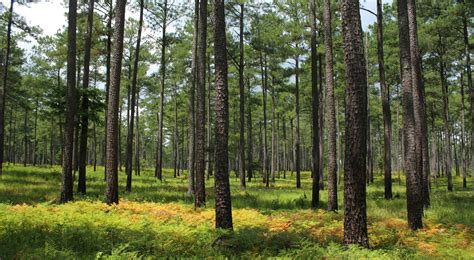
[398,0,423,230]
[322,0,337,210]
[135,94,140,176]
[318,55,325,190]
[125,0,143,192]
[271,77,276,183]
[104,0,113,181]
[407,0,430,206]
[61,0,77,203]
[262,54,268,186]
[341,0,369,247]
[214,0,233,230]
[195,0,207,207]
[439,46,453,191]
[105,0,126,205]
[238,3,246,188]
[0,0,14,175]
[78,0,95,194]
[187,0,198,197]
[156,0,169,182]
[376,0,393,199]
[310,0,320,208]
[23,109,28,167]
[295,55,301,189]
[247,78,253,182]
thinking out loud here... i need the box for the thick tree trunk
[105,0,126,204]
[247,78,253,182]
[214,0,233,230]
[407,0,430,206]
[78,0,95,194]
[398,0,423,230]
[322,0,337,210]
[60,0,77,203]
[195,0,207,207]
[341,0,369,247]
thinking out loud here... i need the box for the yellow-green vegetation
[0,165,472,258]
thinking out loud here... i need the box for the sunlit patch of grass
[0,164,473,257]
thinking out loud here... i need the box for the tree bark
[341,0,369,247]
[60,0,77,203]
[78,0,95,194]
[398,0,423,230]
[126,0,143,192]
[310,0,320,208]
[295,55,301,189]
[376,0,393,199]
[238,3,246,188]
[195,0,207,207]
[407,0,430,205]
[0,0,14,175]
[214,0,233,230]
[322,0,337,210]
[105,0,126,205]
[188,0,198,197]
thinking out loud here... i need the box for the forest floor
[0,165,472,258]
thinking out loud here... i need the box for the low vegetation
[0,165,471,258]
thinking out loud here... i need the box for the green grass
[0,164,472,258]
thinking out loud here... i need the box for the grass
[0,164,472,258]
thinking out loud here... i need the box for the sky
[2,0,389,37]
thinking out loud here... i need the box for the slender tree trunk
[398,0,423,230]
[247,79,253,182]
[310,0,320,208]
[439,47,453,191]
[173,86,178,178]
[188,0,198,196]
[23,109,28,167]
[156,0,169,181]
[295,55,301,189]
[214,0,233,230]
[93,122,97,171]
[125,0,143,192]
[135,94,140,176]
[322,0,337,210]
[271,78,276,183]
[60,0,77,203]
[461,73,467,188]
[341,0,369,247]
[78,0,95,194]
[283,116,287,179]
[0,0,14,175]
[262,54,268,186]
[318,55,325,190]
[33,100,38,166]
[376,0,392,199]
[195,0,207,207]
[105,0,126,204]
[238,3,246,188]
[104,0,113,181]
